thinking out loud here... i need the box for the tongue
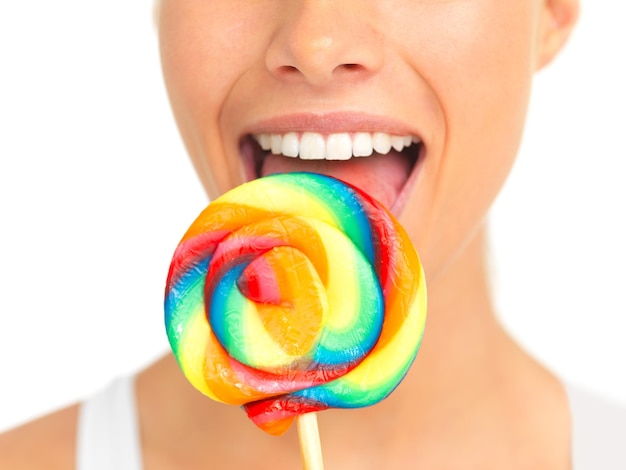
[260,150,411,210]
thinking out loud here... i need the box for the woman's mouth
[239,130,424,216]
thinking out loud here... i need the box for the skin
[0,0,579,468]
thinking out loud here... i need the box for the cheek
[438,5,536,213]
[394,2,538,275]
[415,2,536,137]
[159,2,269,110]
[158,1,275,196]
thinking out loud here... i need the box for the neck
[408,223,502,393]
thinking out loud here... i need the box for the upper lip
[241,111,422,139]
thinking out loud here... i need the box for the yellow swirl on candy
[164,173,426,435]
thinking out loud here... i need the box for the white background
[0,1,624,432]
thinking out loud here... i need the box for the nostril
[336,63,367,73]
[274,65,302,80]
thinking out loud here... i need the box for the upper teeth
[254,132,419,160]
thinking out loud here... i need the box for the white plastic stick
[297,413,324,470]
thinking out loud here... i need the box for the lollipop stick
[297,413,324,470]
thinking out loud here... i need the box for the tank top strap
[76,376,143,470]
[566,382,626,469]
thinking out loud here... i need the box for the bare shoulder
[0,404,78,469]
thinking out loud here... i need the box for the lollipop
[164,172,427,438]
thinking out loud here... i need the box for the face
[157,0,575,281]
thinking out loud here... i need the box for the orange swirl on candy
[164,172,426,435]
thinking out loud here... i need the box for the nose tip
[265,4,383,87]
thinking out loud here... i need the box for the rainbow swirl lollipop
[164,172,426,435]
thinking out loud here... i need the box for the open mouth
[240,131,424,215]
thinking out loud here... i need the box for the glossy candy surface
[164,172,427,435]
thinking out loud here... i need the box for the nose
[265,1,384,88]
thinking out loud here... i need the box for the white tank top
[75,376,626,470]
[76,376,143,470]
